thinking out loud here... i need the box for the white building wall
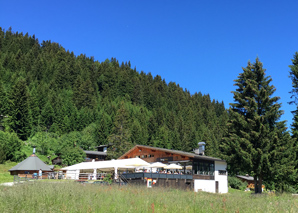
[214,161,228,193]
[194,161,228,193]
[194,179,215,193]
[66,169,80,180]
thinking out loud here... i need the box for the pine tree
[107,101,132,159]
[96,112,112,145]
[289,52,298,138]
[0,82,9,130]
[9,78,32,140]
[29,85,40,135]
[73,78,96,109]
[266,121,297,192]
[40,101,55,132]
[221,58,295,193]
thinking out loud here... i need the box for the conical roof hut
[9,147,52,176]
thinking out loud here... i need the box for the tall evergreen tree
[40,101,55,132]
[9,78,32,140]
[221,58,295,193]
[266,122,297,192]
[29,85,40,134]
[0,82,9,130]
[289,52,298,138]
[107,101,132,159]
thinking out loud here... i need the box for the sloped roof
[9,155,52,171]
[119,145,226,162]
[84,150,107,156]
[236,175,254,181]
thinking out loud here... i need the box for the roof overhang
[118,145,226,162]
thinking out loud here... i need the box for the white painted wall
[194,179,215,193]
[215,161,228,193]
[66,169,80,180]
[194,161,228,193]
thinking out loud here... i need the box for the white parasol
[124,158,150,167]
[164,164,183,169]
[148,162,167,168]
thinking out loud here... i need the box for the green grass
[0,161,17,184]
[0,182,297,213]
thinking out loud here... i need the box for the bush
[103,173,113,184]
[228,176,247,190]
[0,131,26,162]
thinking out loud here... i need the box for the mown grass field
[0,182,297,213]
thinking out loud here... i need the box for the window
[218,170,227,175]
[192,160,215,176]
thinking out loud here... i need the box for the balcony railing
[121,172,193,180]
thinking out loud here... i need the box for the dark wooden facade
[119,145,192,163]
[52,157,62,165]
[10,170,49,179]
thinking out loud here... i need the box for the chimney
[194,142,206,155]
[30,145,37,157]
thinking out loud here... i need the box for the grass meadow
[0,181,298,213]
[0,162,17,184]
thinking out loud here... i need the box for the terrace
[121,172,193,180]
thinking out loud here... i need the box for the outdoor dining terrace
[121,172,193,180]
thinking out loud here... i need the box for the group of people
[142,169,184,175]
[158,170,184,175]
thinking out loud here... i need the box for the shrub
[103,173,113,184]
[228,176,247,190]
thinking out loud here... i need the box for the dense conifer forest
[2,27,298,193]
[0,27,228,165]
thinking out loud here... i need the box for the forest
[0,27,228,165]
[1,27,298,192]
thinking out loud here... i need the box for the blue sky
[1,0,298,128]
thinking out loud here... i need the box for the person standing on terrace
[39,169,42,179]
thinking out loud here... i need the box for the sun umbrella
[148,162,167,168]
[124,157,150,167]
[164,164,183,169]
[186,165,192,170]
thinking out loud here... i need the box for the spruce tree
[40,101,55,131]
[107,101,132,159]
[9,78,32,140]
[0,82,9,130]
[289,52,298,138]
[221,58,295,193]
[266,122,297,192]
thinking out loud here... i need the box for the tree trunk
[254,176,259,193]
[257,177,263,194]
[254,175,262,194]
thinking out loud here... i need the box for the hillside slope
[0,27,228,163]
